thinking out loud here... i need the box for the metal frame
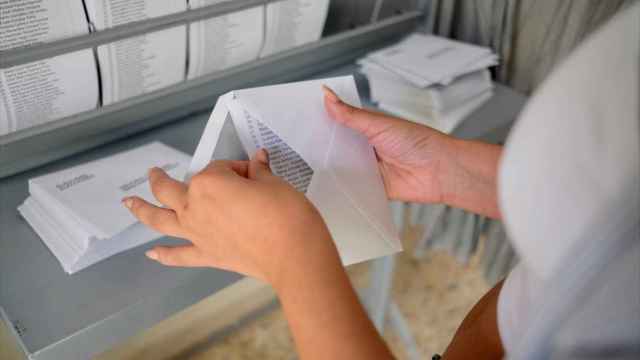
[0,0,282,68]
[0,11,421,178]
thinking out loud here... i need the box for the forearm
[440,138,503,219]
[274,230,393,360]
[443,280,504,359]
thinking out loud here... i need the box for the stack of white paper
[1,0,332,136]
[85,0,188,105]
[187,0,330,79]
[0,0,99,136]
[189,76,402,265]
[18,142,191,274]
[187,0,265,79]
[259,0,330,57]
[359,33,498,133]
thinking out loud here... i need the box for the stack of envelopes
[18,142,190,274]
[359,33,498,132]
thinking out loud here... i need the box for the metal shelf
[0,11,422,178]
[0,0,282,68]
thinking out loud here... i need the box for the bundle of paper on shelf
[359,33,498,133]
[17,142,191,274]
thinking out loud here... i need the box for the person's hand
[323,86,456,204]
[123,152,392,360]
[122,150,339,288]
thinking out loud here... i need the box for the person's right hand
[122,151,339,288]
[323,86,457,204]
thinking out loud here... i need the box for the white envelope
[188,76,402,265]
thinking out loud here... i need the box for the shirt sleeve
[497,263,544,356]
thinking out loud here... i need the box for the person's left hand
[122,149,339,288]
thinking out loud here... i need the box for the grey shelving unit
[0,1,426,359]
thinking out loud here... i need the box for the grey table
[0,65,526,360]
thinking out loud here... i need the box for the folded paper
[189,76,402,265]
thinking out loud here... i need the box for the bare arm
[444,139,503,219]
[124,153,393,359]
[275,229,393,359]
[443,281,504,359]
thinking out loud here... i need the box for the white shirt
[497,3,639,359]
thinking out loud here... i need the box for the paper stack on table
[359,33,498,133]
[18,142,191,274]
[189,76,402,265]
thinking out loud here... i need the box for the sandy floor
[188,226,491,359]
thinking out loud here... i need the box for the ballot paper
[187,1,264,79]
[259,0,330,57]
[18,142,191,274]
[189,76,402,265]
[361,33,498,88]
[187,0,329,79]
[85,0,187,104]
[0,0,99,135]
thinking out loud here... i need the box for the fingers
[248,149,273,180]
[322,85,402,141]
[148,167,187,210]
[226,160,250,178]
[122,196,183,237]
[200,160,249,178]
[145,244,211,267]
[146,244,265,281]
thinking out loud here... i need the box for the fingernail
[122,197,133,209]
[255,148,269,164]
[322,85,340,104]
[145,250,158,260]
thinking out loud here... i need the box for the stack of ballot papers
[359,33,498,133]
[18,142,191,274]
[189,75,402,265]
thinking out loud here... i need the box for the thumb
[322,85,404,142]
[248,149,273,180]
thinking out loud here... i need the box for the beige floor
[188,227,490,359]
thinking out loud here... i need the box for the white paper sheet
[0,0,89,50]
[232,106,314,192]
[187,1,264,79]
[0,0,98,135]
[87,0,187,104]
[189,76,402,265]
[259,0,329,57]
[29,142,190,238]
[378,90,494,134]
[363,62,493,111]
[364,33,498,87]
[19,196,161,274]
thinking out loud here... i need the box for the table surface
[0,65,526,360]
